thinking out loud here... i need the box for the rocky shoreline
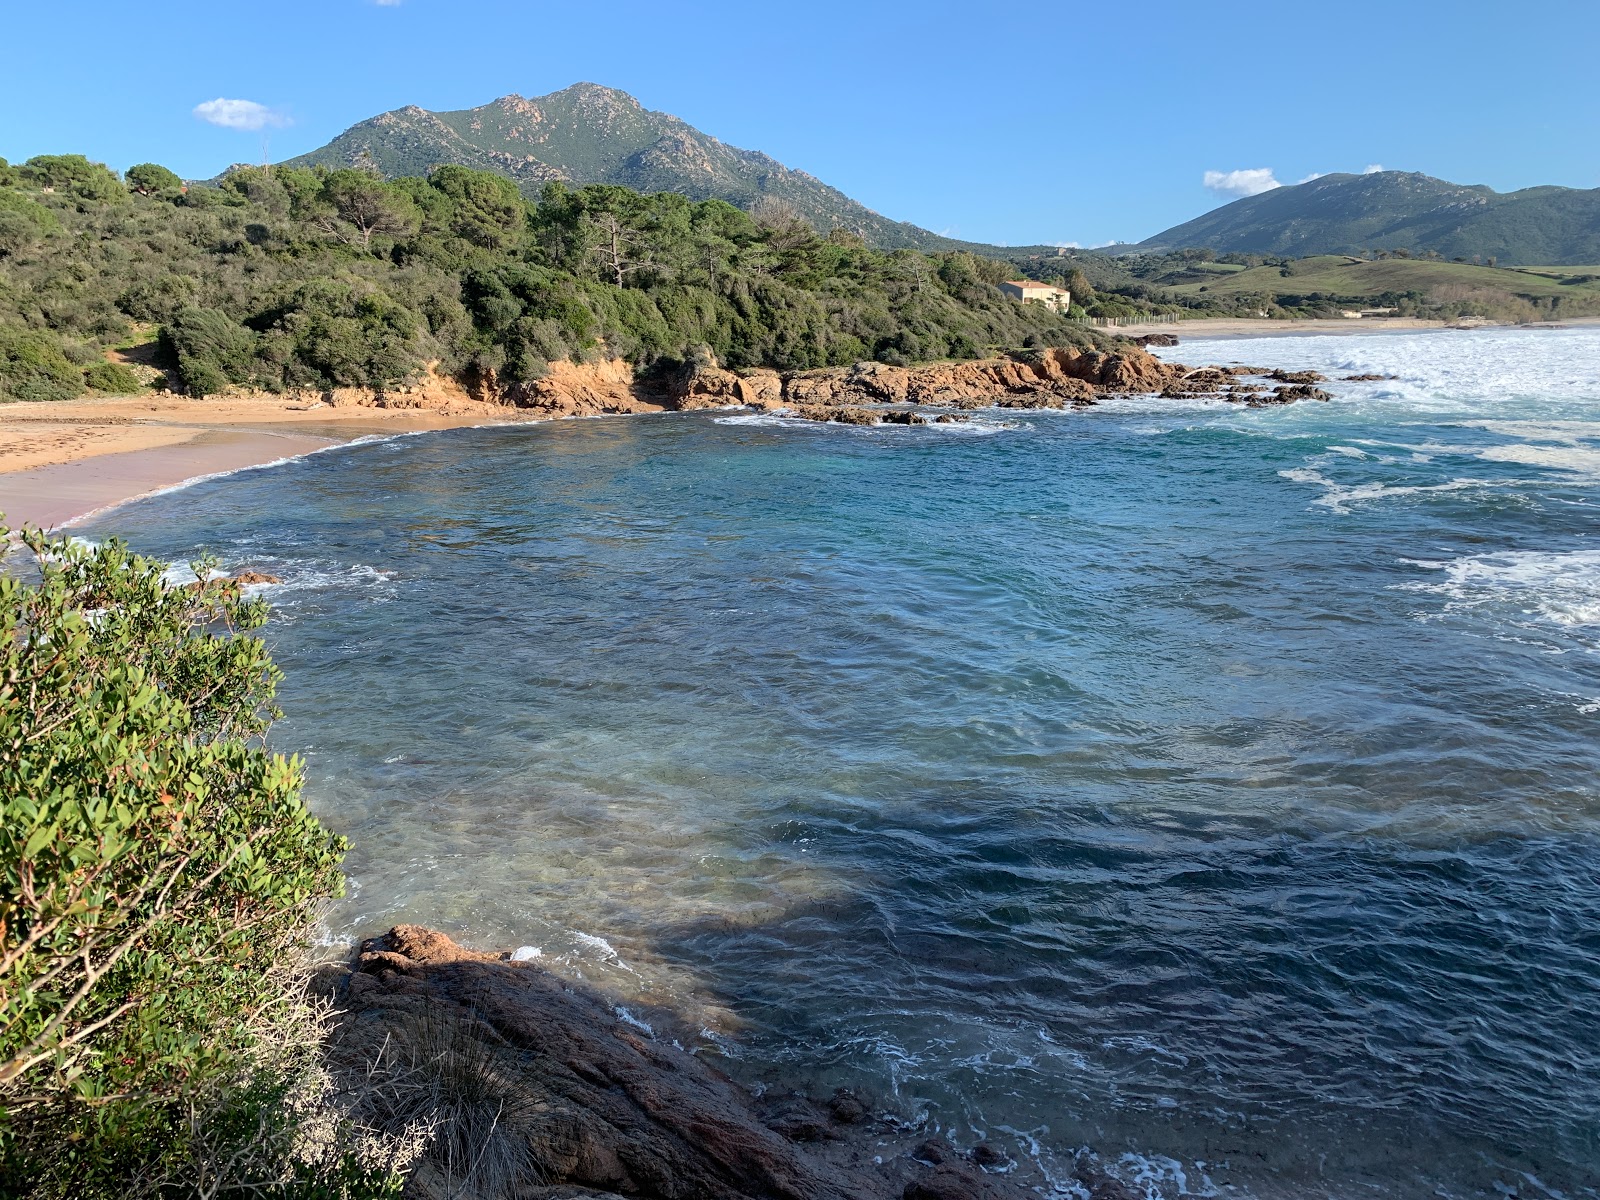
[398,340,1341,426]
[321,926,1140,1200]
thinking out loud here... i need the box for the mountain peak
[274,85,967,252]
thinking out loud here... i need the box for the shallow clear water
[81,328,1600,1198]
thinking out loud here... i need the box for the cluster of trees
[0,154,1095,402]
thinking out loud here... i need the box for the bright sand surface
[1115,314,1600,340]
[0,393,526,529]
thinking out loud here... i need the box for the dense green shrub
[0,529,348,1193]
[0,326,83,401]
[160,305,260,396]
[82,359,143,393]
[0,192,60,258]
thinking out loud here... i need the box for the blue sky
[4,0,1597,246]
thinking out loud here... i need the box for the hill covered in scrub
[270,83,1010,254]
[1136,170,1600,265]
[0,152,1099,404]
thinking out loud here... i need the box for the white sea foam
[565,930,640,976]
[713,410,1018,435]
[713,411,805,428]
[1278,468,1490,513]
[614,1006,655,1037]
[1398,549,1600,630]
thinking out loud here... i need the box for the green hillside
[1162,254,1600,319]
[1137,171,1600,265]
[0,153,1104,403]
[271,84,1032,255]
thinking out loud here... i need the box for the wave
[1398,549,1600,632]
[713,411,1020,436]
[1277,468,1493,513]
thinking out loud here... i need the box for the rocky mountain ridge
[274,83,989,252]
[1136,170,1600,264]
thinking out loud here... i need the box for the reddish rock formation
[492,358,669,417]
[330,342,1336,428]
[319,926,1036,1200]
[184,570,281,592]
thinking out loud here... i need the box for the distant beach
[0,393,530,528]
[1116,313,1600,340]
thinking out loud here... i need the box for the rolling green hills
[1162,254,1600,317]
[1137,171,1600,265]
[272,83,1016,254]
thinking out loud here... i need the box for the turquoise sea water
[81,328,1600,1198]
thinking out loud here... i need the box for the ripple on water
[79,329,1600,1199]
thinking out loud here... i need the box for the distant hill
[1136,171,1600,265]
[1162,254,1600,305]
[269,83,1036,254]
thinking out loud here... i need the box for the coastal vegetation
[1002,246,1600,323]
[0,152,1093,403]
[0,529,386,1197]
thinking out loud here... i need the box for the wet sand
[0,394,529,528]
[0,428,349,529]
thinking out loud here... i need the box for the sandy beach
[0,393,529,529]
[7,315,1599,528]
[1115,314,1600,340]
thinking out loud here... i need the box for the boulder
[317,927,1045,1200]
[184,570,281,592]
[788,404,880,425]
[735,368,785,409]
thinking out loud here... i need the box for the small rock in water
[969,1142,1008,1169]
[912,1138,952,1165]
[827,1087,868,1123]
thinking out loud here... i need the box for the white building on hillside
[999,280,1071,312]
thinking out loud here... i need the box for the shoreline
[7,318,1596,527]
[0,395,537,529]
[1114,313,1600,340]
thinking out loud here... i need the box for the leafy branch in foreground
[0,528,351,1193]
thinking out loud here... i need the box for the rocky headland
[320,928,1075,1200]
[452,341,1332,424]
[320,925,1141,1200]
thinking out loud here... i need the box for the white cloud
[1363,163,1385,174]
[1297,171,1327,183]
[374,0,402,5]
[1203,168,1282,198]
[192,98,290,132]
